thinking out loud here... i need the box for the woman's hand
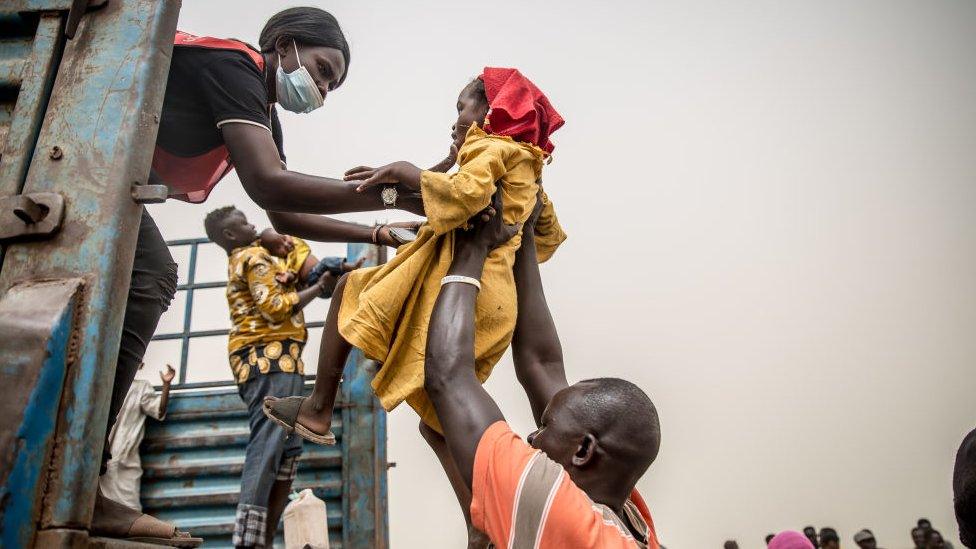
[345,161,423,193]
[375,220,422,248]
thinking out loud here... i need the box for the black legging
[102,209,178,472]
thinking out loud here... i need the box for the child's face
[451,80,489,149]
[221,210,259,246]
[259,229,293,258]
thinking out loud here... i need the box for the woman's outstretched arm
[223,123,424,216]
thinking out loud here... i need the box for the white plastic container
[283,488,330,549]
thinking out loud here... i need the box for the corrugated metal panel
[142,386,345,548]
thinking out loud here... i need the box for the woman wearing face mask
[94,7,435,546]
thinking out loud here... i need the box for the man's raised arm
[512,195,569,425]
[423,193,518,488]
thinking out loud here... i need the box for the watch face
[381,186,397,206]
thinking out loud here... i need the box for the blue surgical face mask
[275,40,324,114]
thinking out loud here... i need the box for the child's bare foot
[262,396,336,445]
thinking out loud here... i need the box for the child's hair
[204,205,238,242]
[469,76,486,99]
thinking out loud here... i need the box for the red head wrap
[480,67,564,154]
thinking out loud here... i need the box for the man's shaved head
[527,377,660,505]
[570,377,661,465]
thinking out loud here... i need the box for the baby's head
[454,68,564,155]
[451,77,490,149]
[259,228,293,258]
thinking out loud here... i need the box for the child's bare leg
[294,275,351,435]
[419,421,491,549]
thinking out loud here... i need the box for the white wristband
[441,275,481,291]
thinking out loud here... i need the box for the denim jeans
[233,370,304,548]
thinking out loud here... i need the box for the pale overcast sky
[142,1,976,547]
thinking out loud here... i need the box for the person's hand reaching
[375,220,423,248]
[341,256,367,272]
[160,364,176,384]
[455,191,521,254]
[525,185,545,233]
[345,161,423,193]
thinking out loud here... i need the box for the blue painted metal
[0,0,181,546]
[0,1,390,545]
[340,242,389,549]
[141,387,345,548]
[0,278,84,548]
[141,242,389,547]
[0,12,63,197]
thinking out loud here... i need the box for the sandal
[262,396,337,445]
[92,491,202,547]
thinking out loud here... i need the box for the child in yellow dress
[263,67,566,442]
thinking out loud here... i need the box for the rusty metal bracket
[64,0,110,39]
[130,183,168,204]
[0,192,64,242]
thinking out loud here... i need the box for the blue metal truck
[0,2,388,547]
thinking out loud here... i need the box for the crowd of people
[79,3,973,548]
[718,518,961,549]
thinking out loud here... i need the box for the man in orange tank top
[423,193,663,548]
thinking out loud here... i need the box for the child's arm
[158,365,175,419]
[427,143,460,174]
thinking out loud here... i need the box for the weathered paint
[141,387,345,548]
[0,278,83,548]
[0,12,63,196]
[0,0,181,545]
[340,245,391,548]
[141,242,389,547]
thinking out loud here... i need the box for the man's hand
[525,187,545,233]
[454,192,521,257]
[160,364,176,384]
[345,161,423,193]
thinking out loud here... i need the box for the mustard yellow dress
[338,124,567,430]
